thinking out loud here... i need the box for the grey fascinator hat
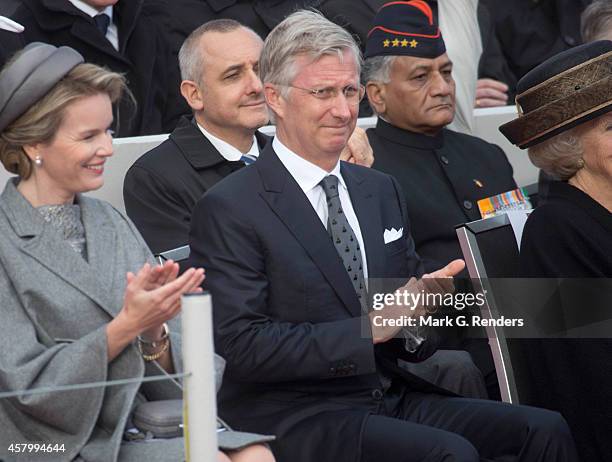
[0,42,84,132]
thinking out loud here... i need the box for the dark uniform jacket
[368,118,517,273]
[188,143,452,462]
[123,117,270,254]
[368,119,516,396]
[519,181,612,461]
[12,0,186,136]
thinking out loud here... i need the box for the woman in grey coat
[0,43,274,462]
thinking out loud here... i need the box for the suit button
[371,389,383,400]
[463,200,473,210]
[440,155,449,165]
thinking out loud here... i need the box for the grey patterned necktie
[320,175,367,311]
[321,175,393,391]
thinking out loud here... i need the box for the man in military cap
[363,0,518,399]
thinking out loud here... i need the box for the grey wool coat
[0,179,186,462]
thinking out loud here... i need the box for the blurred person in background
[8,0,188,136]
[481,0,592,88]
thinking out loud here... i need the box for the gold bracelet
[138,323,169,349]
[138,336,170,361]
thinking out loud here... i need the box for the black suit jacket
[12,0,187,136]
[188,143,453,462]
[123,117,270,254]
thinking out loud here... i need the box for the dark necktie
[93,13,110,36]
[240,154,257,165]
[320,175,367,310]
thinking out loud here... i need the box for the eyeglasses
[283,84,365,106]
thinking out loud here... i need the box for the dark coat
[368,119,517,273]
[477,3,517,99]
[480,0,591,85]
[521,181,612,278]
[123,117,270,254]
[0,29,23,67]
[519,181,612,461]
[188,143,453,462]
[11,0,187,136]
[143,0,321,59]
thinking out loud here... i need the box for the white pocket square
[0,17,24,33]
[383,227,403,244]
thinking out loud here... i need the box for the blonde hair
[0,63,127,179]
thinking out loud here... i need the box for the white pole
[182,292,218,461]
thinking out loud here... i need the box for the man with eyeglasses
[364,1,518,400]
[188,10,578,462]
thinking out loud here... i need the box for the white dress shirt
[68,0,119,50]
[197,123,259,161]
[272,137,369,280]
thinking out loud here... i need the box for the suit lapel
[1,182,118,319]
[256,145,362,317]
[341,164,386,280]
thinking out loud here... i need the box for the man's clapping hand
[370,259,465,344]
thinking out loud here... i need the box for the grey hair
[528,126,585,181]
[178,19,252,84]
[581,0,612,43]
[259,9,362,97]
[362,55,396,85]
[362,55,397,114]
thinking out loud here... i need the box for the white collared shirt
[197,123,259,162]
[272,137,369,279]
[68,0,118,50]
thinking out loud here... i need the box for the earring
[577,158,585,169]
[34,155,42,166]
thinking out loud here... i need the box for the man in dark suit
[123,20,269,255]
[363,1,518,399]
[188,9,578,462]
[10,0,186,136]
[123,19,372,255]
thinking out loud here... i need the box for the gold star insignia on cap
[409,39,418,48]
[383,39,390,47]
[401,39,409,47]
[392,38,400,47]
